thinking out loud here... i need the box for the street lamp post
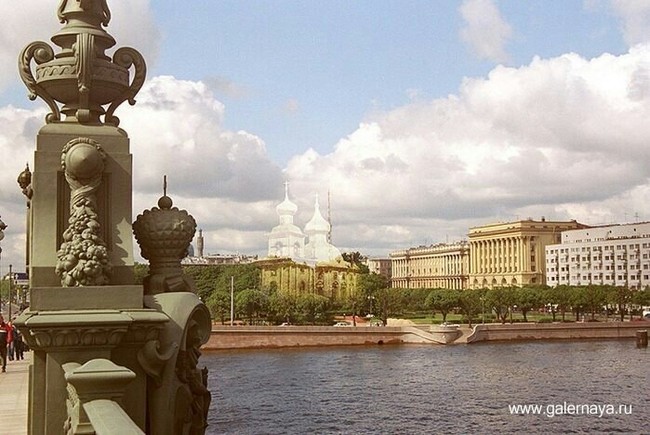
[367,295,375,316]
[0,217,5,317]
[230,276,234,326]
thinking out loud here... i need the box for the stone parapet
[466,322,648,343]
[204,322,649,349]
[205,326,424,349]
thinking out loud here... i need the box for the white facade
[303,197,342,263]
[546,222,650,289]
[268,184,306,258]
[267,186,343,264]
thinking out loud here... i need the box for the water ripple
[205,341,648,435]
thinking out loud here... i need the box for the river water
[204,341,648,434]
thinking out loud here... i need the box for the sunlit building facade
[257,257,358,302]
[390,242,469,289]
[468,218,587,288]
[545,222,650,290]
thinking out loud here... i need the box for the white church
[267,183,343,265]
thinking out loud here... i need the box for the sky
[1,0,650,271]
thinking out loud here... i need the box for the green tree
[183,265,223,300]
[605,285,632,321]
[352,272,390,323]
[341,290,366,325]
[358,273,389,297]
[342,251,369,273]
[297,293,331,325]
[515,285,544,322]
[268,292,298,324]
[544,285,572,322]
[425,288,459,322]
[569,286,588,321]
[401,288,429,315]
[458,288,484,327]
[235,289,268,324]
[485,286,516,324]
[213,264,261,296]
[583,285,608,320]
[632,288,650,319]
[205,289,231,324]
[375,287,402,326]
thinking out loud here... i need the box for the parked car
[333,322,350,327]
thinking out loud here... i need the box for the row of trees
[134,263,650,326]
[324,281,650,326]
[135,263,340,325]
[422,284,650,325]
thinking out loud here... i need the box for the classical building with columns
[546,222,650,290]
[468,218,587,288]
[390,242,469,289]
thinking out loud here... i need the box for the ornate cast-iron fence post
[14,1,212,434]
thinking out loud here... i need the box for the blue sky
[1,0,650,267]
[148,0,629,164]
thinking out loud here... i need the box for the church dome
[276,184,298,216]
[305,198,330,234]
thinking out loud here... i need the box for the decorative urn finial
[133,176,197,295]
[18,0,146,125]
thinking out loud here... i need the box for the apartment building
[546,222,650,289]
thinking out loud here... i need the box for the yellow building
[390,242,469,289]
[468,218,587,288]
[258,184,359,302]
[257,257,359,302]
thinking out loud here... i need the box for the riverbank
[467,321,648,343]
[203,321,649,350]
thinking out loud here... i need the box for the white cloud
[3,2,650,267]
[459,0,513,63]
[0,75,284,269]
[0,0,159,93]
[119,76,283,201]
[285,44,650,253]
[609,0,650,46]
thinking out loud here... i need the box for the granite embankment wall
[466,322,648,343]
[203,325,460,349]
[202,322,649,350]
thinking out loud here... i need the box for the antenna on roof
[327,189,332,243]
